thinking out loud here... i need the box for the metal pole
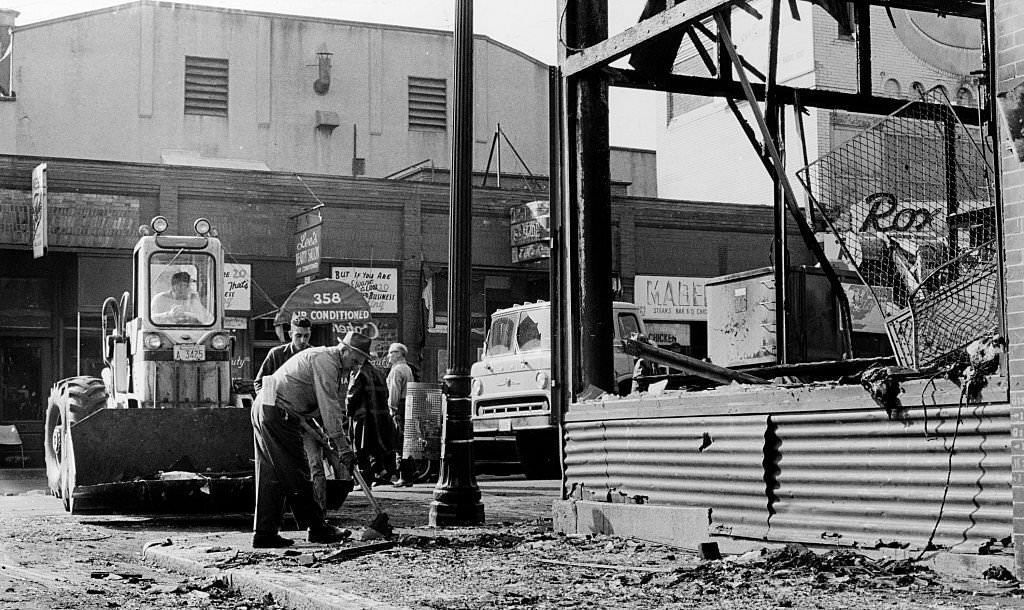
[765,0,788,364]
[548,64,569,499]
[985,0,1007,343]
[429,0,484,526]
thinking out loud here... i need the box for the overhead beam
[869,0,983,19]
[562,0,739,78]
[603,67,982,125]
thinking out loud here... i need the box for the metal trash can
[402,382,442,460]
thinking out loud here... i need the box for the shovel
[300,418,393,538]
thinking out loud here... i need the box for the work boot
[308,523,351,544]
[252,532,294,549]
[392,458,414,487]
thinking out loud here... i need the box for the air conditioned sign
[634,275,708,321]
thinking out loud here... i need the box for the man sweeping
[250,331,372,548]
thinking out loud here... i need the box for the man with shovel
[250,331,372,548]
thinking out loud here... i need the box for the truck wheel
[44,377,107,505]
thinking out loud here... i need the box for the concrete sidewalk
[143,477,561,610]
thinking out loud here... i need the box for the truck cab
[470,300,644,478]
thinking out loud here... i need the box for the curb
[144,543,407,610]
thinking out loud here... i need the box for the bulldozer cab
[104,217,234,409]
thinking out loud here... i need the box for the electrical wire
[916,380,967,560]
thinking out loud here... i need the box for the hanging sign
[31,163,47,259]
[510,200,550,263]
[294,209,322,278]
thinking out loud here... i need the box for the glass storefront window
[0,278,50,329]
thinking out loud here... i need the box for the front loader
[43,217,254,513]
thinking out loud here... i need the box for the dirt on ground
[3,487,1024,609]
[229,519,1024,610]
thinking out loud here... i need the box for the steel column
[429,0,484,526]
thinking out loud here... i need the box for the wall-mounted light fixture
[313,51,332,95]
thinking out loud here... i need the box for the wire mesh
[796,90,998,369]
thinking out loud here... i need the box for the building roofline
[13,0,549,68]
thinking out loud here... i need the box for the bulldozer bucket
[65,407,254,513]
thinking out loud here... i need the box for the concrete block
[551,499,577,535]
[560,499,712,551]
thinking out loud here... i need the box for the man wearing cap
[249,331,371,549]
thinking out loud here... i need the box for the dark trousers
[251,402,322,534]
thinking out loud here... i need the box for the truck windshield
[484,316,516,356]
[149,252,216,326]
[515,311,550,352]
[617,312,641,340]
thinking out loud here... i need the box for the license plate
[497,419,513,432]
[174,344,205,361]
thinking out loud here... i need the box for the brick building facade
[0,153,799,467]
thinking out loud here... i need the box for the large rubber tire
[44,377,108,504]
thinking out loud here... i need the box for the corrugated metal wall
[564,383,1011,552]
[564,414,770,539]
[769,402,1010,550]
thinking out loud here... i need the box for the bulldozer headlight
[535,371,549,389]
[151,216,169,234]
[472,378,483,396]
[194,218,212,236]
[144,333,163,349]
[210,334,230,350]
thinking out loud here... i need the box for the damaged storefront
[553,0,1013,562]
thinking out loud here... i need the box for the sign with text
[294,209,322,278]
[31,163,47,259]
[330,266,398,314]
[510,200,550,263]
[223,263,252,312]
[634,275,708,321]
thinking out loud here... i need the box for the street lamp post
[429,0,484,526]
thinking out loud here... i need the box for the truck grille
[476,399,549,417]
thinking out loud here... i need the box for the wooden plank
[561,0,738,77]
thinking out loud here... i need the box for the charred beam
[623,339,770,386]
[563,0,740,77]
[603,67,982,125]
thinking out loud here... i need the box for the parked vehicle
[470,300,644,478]
[43,217,253,513]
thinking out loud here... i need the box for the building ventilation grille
[185,56,229,117]
[408,76,447,131]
